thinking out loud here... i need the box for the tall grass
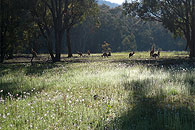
[0,52,194,129]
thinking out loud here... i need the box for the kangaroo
[150,46,155,57]
[129,51,135,58]
[31,48,37,57]
[152,50,160,59]
[108,52,111,56]
[77,51,83,57]
[101,52,108,57]
[87,50,90,56]
[31,48,37,65]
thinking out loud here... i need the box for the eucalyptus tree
[124,0,195,57]
[64,0,98,57]
[0,0,34,62]
[1,0,11,62]
[29,0,97,61]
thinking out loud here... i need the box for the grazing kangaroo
[87,50,90,56]
[102,52,108,57]
[108,52,111,56]
[129,51,135,58]
[31,49,37,65]
[77,51,83,57]
[150,46,155,57]
[93,95,98,100]
[152,50,160,59]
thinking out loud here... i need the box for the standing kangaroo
[77,51,83,57]
[31,49,37,65]
[87,50,90,56]
[152,50,160,59]
[150,46,155,57]
[101,52,108,57]
[129,51,135,58]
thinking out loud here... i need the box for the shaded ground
[101,78,195,130]
[114,57,194,66]
[109,78,195,130]
[2,53,195,66]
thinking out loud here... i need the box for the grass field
[0,52,195,130]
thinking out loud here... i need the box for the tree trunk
[0,33,5,63]
[42,34,55,62]
[49,51,55,62]
[190,29,195,58]
[7,44,14,59]
[54,28,59,61]
[46,40,55,62]
[55,34,61,62]
[54,23,64,62]
[189,1,195,58]
[66,28,73,58]
[186,33,195,58]
[0,45,5,63]
[190,41,195,58]
[1,2,5,63]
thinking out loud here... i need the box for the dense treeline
[0,2,187,62]
[0,0,97,62]
[70,5,185,53]
[41,4,186,54]
[124,0,195,57]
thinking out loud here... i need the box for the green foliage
[102,41,111,52]
[122,33,137,51]
[70,5,185,53]
[123,0,195,57]
[1,2,187,59]
[0,0,34,61]
[28,0,98,59]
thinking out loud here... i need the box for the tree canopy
[70,5,185,53]
[0,2,189,63]
[29,0,97,61]
[123,0,195,57]
[0,0,29,62]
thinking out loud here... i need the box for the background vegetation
[1,1,187,62]
[70,4,186,53]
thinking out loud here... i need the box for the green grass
[0,52,195,130]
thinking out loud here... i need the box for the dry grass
[0,52,194,130]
